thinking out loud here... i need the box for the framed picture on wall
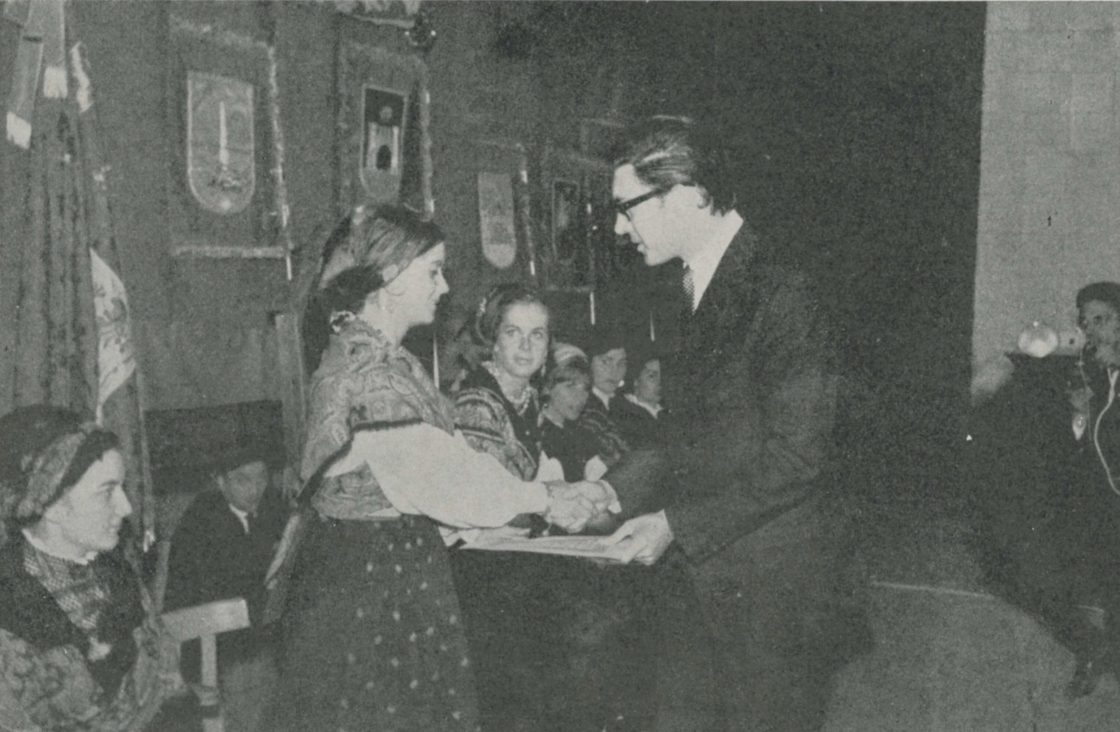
[337,40,432,216]
[551,179,582,264]
[472,139,536,279]
[540,146,606,291]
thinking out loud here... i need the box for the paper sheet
[461,531,630,562]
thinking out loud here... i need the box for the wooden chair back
[161,598,251,732]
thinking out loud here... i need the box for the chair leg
[200,635,224,732]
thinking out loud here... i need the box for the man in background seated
[164,435,287,731]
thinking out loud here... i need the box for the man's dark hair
[1076,281,1120,316]
[615,115,738,214]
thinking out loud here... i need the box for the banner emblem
[187,71,255,214]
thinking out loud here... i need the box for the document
[461,529,631,562]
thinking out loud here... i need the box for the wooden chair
[162,598,251,732]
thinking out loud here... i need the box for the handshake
[542,480,619,533]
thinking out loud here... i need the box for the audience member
[0,405,182,730]
[453,284,654,731]
[1019,281,1120,699]
[575,325,631,470]
[540,345,602,482]
[164,433,287,731]
[612,343,664,448]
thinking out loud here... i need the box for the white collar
[682,210,743,311]
[592,386,614,408]
[624,392,661,418]
[227,503,252,533]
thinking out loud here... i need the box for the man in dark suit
[164,437,287,731]
[607,116,846,731]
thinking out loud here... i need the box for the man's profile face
[612,164,680,267]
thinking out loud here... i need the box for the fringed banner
[5,35,42,148]
[70,39,156,549]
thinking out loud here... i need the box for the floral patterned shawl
[301,319,455,486]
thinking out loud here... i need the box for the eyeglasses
[613,188,668,220]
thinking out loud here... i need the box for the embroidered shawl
[301,320,456,502]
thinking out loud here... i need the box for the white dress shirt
[682,211,744,312]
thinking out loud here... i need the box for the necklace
[483,361,533,414]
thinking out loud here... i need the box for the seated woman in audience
[540,344,603,482]
[575,326,631,471]
[264,205,611,732]
[0,405,182,730]
[611,344,664,449]
[453,288,652,731]
[450,283,570,730]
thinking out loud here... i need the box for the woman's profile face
[493,301,550,381]
[548,376,590,423]
[1081,299,1120,367]
[633,358,661,406]
[375,243,449,329]
[41,448,132,557]
[590,348,627,397]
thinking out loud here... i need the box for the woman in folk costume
[0,406,182,731]
[264,205,612,732]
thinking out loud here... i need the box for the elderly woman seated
[0,405,182,730]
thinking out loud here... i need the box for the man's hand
[544,480,614,533]
[604,510,673,565]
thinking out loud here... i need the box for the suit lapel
[678,224,762,377]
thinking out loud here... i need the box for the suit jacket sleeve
[665,271,835,564]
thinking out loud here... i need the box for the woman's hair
[304,205,445,369]
[0,406,119,538]
[471,282,549,349]
[543,354,591,394]
[579,324,627,361]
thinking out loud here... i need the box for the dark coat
[165,488,285,621]
[659,224,836,561]
[611,395,662,450]
[610,222,849,730]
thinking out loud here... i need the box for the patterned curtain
[7,2,154,548]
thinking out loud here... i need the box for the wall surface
[975,2,1120,370]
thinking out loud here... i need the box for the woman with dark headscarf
[264,206,611,731]
[0,405,182,730]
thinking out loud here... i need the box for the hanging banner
[477,171,517,269]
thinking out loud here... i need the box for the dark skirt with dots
[265,514,480,732]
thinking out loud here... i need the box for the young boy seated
[164,434,287,730]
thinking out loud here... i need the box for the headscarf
[317,204,444,290]
[0,406,108,544]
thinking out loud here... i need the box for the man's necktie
[682,267,696,313]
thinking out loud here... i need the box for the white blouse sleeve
[323,423,549,528]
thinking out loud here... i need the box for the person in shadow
[164,433,287,731]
